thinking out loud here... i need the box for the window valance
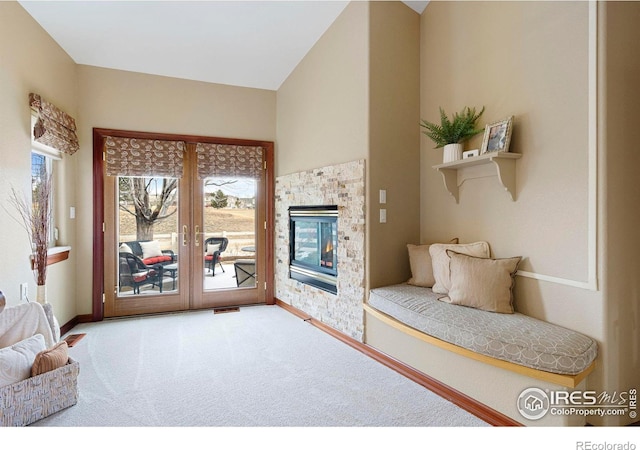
[104,136,186,178]
[195,143,263,180]
[29,93,79,155]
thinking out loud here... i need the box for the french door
[95,129,273,318]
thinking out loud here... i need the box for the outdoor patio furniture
[119,252,162,294]
[119,240,176,266]
[234,259,256,288]
[162,263,178,290]
[204,237,229,276]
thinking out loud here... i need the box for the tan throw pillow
[444,250,521,314]
[119,243,133,254]
[407,238,459,288]
[31,341,69,377]
[140,240,163,260]
[430,241,490,294]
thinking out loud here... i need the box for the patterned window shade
[29,93,79,155]
[195,143,264,180]
[104,136,185,178]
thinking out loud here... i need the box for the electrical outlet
[20,283,28,301]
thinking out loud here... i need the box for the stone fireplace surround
[274,159,366,341]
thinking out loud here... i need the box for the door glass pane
[117,176,179,296]
[202,177,256,290]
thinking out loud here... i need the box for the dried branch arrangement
[8,174,52,286]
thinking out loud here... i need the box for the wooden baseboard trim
[60,314,93,336]
[275,298,521,427]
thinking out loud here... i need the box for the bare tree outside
[118,177,251,242]
[119,177,178,241]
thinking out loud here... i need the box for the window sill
[31,246,71,269]
[47,246,71,265]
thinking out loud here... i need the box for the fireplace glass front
[289,206,338,294]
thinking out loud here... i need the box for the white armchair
[0,291,79,426]
[0,297,55,350]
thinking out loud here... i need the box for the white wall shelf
[432,152,522,203]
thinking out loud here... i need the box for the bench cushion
[368,284,597,375]
[142,255,172,265]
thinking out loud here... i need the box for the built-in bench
[365,284,597,388]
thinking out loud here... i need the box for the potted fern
[420,106,485,163]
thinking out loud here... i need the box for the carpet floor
[33,304,488,427]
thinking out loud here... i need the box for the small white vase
[36,284,47,305]
[443,143,463,163]
[36,284,61,342]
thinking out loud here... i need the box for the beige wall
[420,1,602,335]
[417,0,640,425]
[277,1,420,291]
[74,66,276,315]
[368,1,420,288]
[601,1,640,426]
[0,2,78,325]
[421,1,590,280]
[275,1,369,176]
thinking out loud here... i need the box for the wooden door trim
[264,143,275,305]
[92,127,275,320]
[92,130,106,321]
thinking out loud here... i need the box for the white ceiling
[18,1,428,91]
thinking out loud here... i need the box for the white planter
[443,143,463,163]
[36,284,47,304]
[36,284,61,342]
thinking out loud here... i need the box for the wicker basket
[0,357,79,426]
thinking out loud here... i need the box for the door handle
[183,225,188,246]
[195,225,200,247]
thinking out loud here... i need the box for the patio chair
[119,252,162,294]
[204,237,229,276]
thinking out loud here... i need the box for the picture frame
[480,116,513,154]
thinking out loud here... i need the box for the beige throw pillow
[31,341,69,376]
[407,238,458,288]
[444,251,521,314]
[140,240,163,260]
[430,241,490,294]
[206,243,221,256]
[0,334,46,388]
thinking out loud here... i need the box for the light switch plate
[379,189,386,204]
[380,209,387,223]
